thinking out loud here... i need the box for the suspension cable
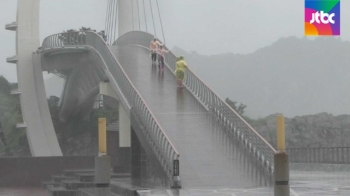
[110,0,117,45]
[108,0,114,44]
[131,0,135,30]
[155,0,166,44]
[136,0,141,30]
[149,0,157,36]
[105,0,111,33]
[113,0,118,43]
[108,0,113,44]
[105,0,112,43]
[142,0,148,32]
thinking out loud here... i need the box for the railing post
[323,148,326,163]
[171,159,181,189]
[274,115,290,196]
[341,148,344,164]
[313,148,316,163]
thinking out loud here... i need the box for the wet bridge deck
[110,45,270,189]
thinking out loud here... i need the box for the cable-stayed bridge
[5,0,282,193]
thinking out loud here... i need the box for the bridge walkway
[110,45,269,189]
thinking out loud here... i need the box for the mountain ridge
[172,36,350,118]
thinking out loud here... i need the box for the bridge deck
[110,45,270,189]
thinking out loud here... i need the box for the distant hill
[172,37,350,118]
[251,113,350,148]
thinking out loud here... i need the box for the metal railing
[115,31,277,173]
[42,31,180,181]
[287,147,350,164]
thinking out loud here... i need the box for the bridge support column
[274,115,290,196]
[95,118,111,191]
[119,102,131,172]
[14,0,62,156]
[118,0,139,36]
[274,152,290,196]
[119,102,131,148]
[100,82,131,173]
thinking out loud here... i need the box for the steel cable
[136,0,141,30]
[108,0,115,44]
[142,0,148,32]
[155,0,166,44]
[148,0,157,36]
[105,0,111,34]
[131,0,135,30]
[105,0,112,43]
[110,0,117,44]
[113,0,118,42]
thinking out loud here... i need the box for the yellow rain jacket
[175,59,188,80]
[176,60,188,72]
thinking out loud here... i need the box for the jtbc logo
[310,11,335,24]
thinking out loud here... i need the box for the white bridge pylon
[6,0,136,156]
[6,0,62,156]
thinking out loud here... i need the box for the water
[149,170,350,196]
[2,170,350,196]
[290,171,350,196]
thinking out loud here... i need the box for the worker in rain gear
[175,56,188,88]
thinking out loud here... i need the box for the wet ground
[289,171,350,196]
[0,187,47,196]
[163,171,350,196]
[2,170,350,195]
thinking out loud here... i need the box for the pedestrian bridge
[40,31,276,189]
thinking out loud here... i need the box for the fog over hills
[43,37,350,118]
[172,37,350,118]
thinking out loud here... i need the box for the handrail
[42,31,180,181]
[115,31,277,173]
[287,147,350,164]
[287,147,350,150]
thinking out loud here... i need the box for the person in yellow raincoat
[175,56,188,88]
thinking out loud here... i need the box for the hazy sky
[1,0,350,82]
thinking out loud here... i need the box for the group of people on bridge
[150,38,188,88]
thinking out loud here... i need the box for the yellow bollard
[98,118,107,155]
[276,115,285,152]
[275,114,290,196]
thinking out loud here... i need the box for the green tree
[0,76,11,95]
[225,97,247,116]
[0,89,28,156]
[0,74,120,156]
